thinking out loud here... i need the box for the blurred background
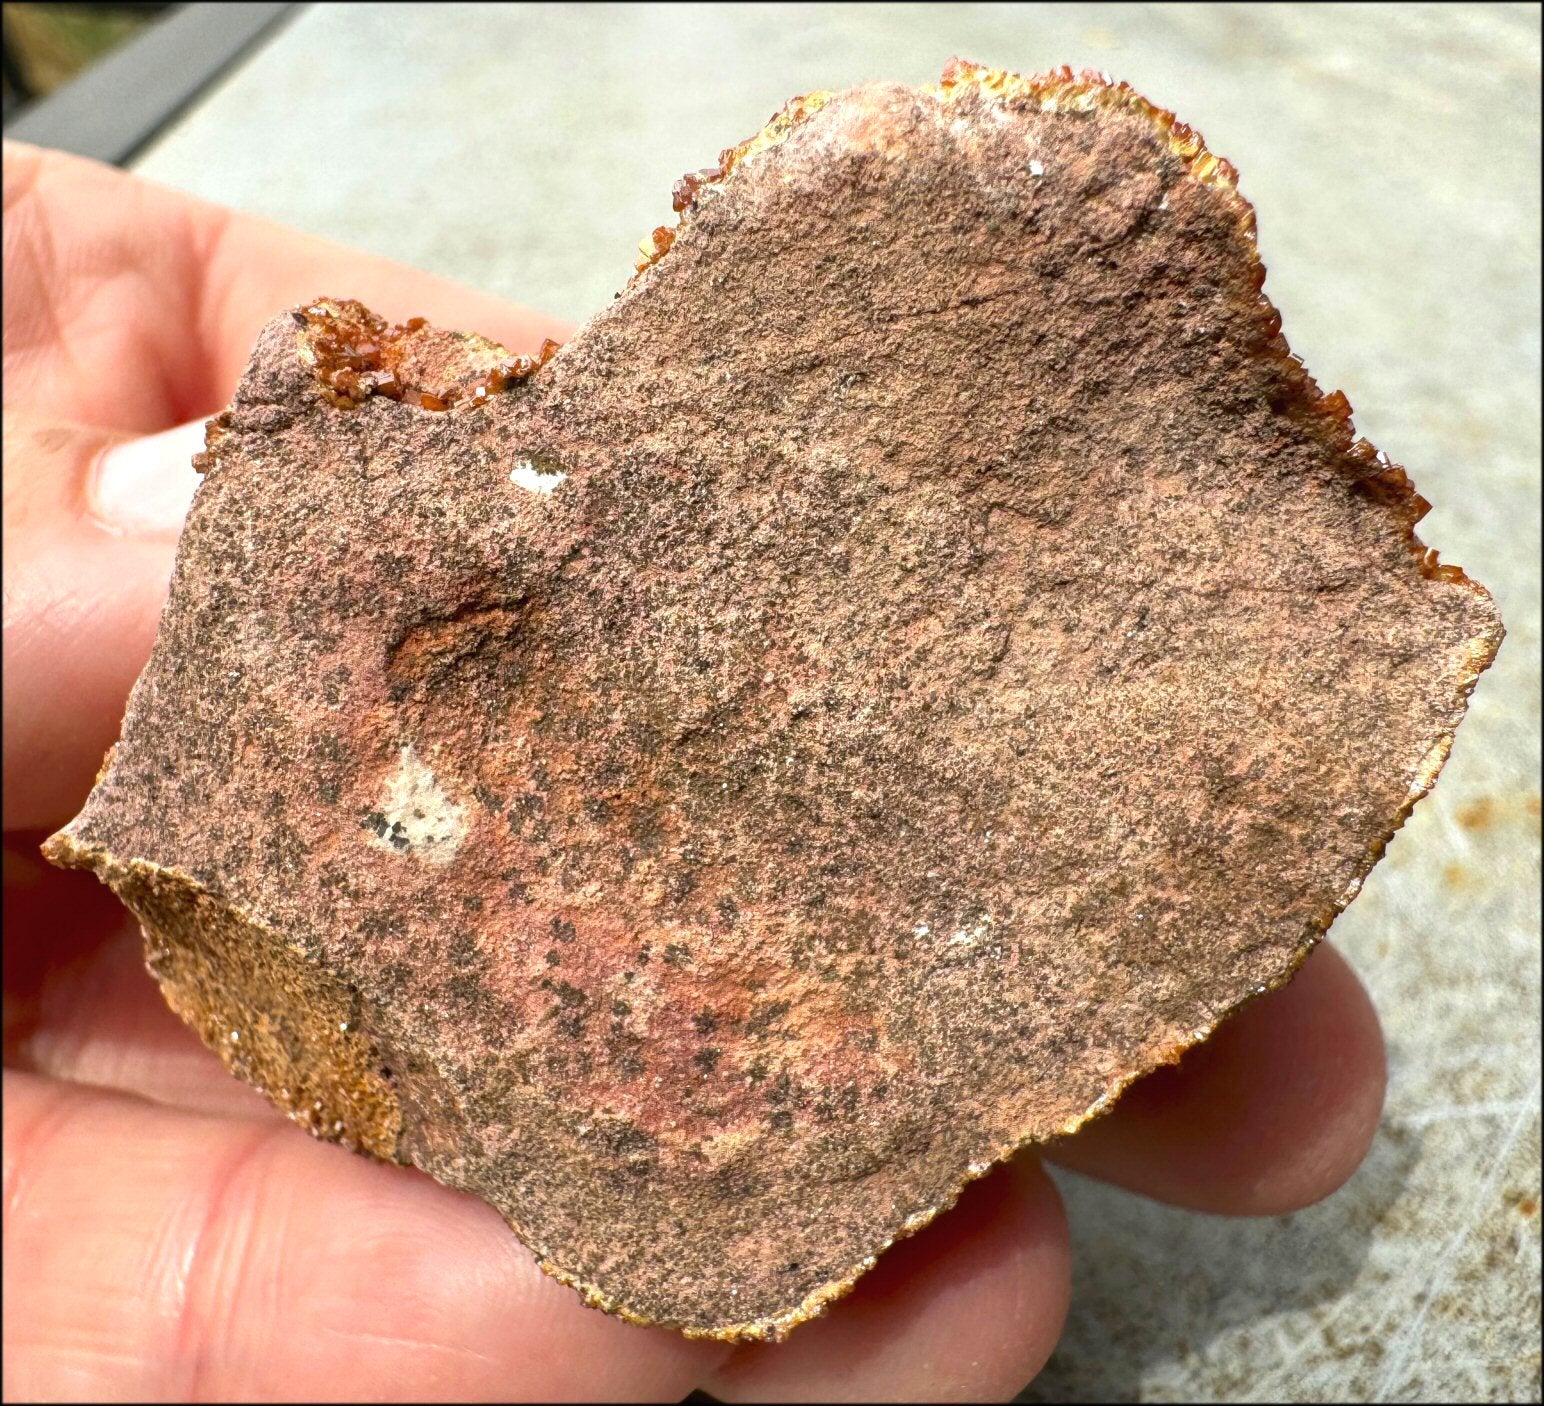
[6,4,1539,1401]
[3,2,165,114]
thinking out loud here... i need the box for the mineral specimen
[45,60,1503,1339]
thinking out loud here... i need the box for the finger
[1,414,200,831]
[1044,942,1386,1216]
[2,1071,727,1402]
[704,1159,1070,1403]
[4,140,572,433]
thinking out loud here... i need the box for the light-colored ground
[133,4,1541,1400]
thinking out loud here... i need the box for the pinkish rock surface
[46,61,1502,1339]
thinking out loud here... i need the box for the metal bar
[4,2,301,166]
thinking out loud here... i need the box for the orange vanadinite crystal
[301,300,555,412]
[672,167,722,213]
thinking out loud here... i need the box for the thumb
[2,414,204,831]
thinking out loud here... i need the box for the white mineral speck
[510,457,567,493]
[367,745,468,863]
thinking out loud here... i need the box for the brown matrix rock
[46,60,1503,1338]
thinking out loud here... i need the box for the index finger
[2,140,571,433]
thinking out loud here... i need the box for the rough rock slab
[46,60,1503,1339]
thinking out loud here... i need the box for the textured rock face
[46,60,1503,1339]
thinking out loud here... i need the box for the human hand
[1,140,1386,1403]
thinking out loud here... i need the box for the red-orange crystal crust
[47,60,1501,1339]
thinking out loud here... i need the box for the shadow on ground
[1018,1124,1421,1402]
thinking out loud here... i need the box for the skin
[2,140,1387,1403]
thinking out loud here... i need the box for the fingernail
[89,420,208,538]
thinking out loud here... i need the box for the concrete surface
[131,4,1541,1400]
